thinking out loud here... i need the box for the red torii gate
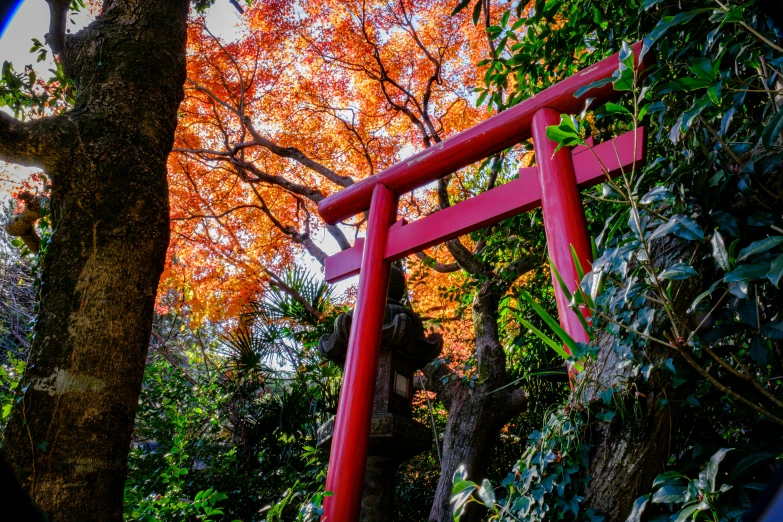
[318,43,649,522]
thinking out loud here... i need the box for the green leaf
[472,0,483,25]
[546,125,580,145]
[640,186,673,204]
[549,257,592,336]
[728,6,746,23]
[659,263,698,280]
[613,51,636,92]
[450,0,471,16]
[674,504,700,522]
[477,479,496,508]
[711,230,731,271]
[768,254,783,287]
[641,0,663,10]
[570,245,586,281]
[558,114,578,133]
[518,317,571,361]
[649,215,704,242]
[652,485,687,504]
[762,111,783,149]
[706,448,733,492]
[602,102,631,115]
[688,57,716,82]
[626,494,650,522]
[653,471,688,488]
[500,9,509,27]
[681,95,712,133]
[761,321,783,340]
[729,452,777,483]
[659,77,713,94]
[647,10,711,46]
[519,290,579,355]
[453,465,468,484]
[737,236,783,262]
[512,496,532,516]
[724,262,770,283]
[574,76,614,98]
[451,479,478,517]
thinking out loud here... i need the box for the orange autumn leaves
[163,0,491,357]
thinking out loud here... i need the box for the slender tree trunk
[427,284,528,522]
[0,0,188,520]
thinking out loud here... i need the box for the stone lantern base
[318,413,432,522]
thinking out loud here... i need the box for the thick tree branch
[473,281,508,384]
[0,113,57,168]
[417,361,458,409]
[243,178,333,265]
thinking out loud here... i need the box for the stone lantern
[317,267,442,522]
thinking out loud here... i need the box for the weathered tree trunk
[0,0,188,520]
[582,236,695,519]
[582,351,676,520]
[426,283,528,522]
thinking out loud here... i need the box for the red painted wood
[318,42,649,225]
[324,128,646,283]
[322,184,399,522]
[325,238,365,282]
[532,108,593,348]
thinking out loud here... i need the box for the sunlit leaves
[166,0,487,323]
[545,114,582,154]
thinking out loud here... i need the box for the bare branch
[173,148,327,203]
[0,113,58,168]
[414,251,460,273]
[186,78,354,188]
[45,0,70,57]
[170,204,266,222]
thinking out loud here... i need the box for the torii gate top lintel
[318,41,650,227]
[318,42,651,522]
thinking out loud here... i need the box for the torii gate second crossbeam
[317,43,650,522]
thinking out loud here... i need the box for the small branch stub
[6,193,42,254]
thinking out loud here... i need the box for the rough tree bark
[0,0,189,520]
[583,236,719,518]
[423,281,529,522]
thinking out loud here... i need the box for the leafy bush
[451,0,783,519]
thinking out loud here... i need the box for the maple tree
[166,0,488,322]
[167,2,551,520]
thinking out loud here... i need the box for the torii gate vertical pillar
[532,108,593,348]
[323,184,399,522]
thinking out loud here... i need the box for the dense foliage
[449,0,783,520]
